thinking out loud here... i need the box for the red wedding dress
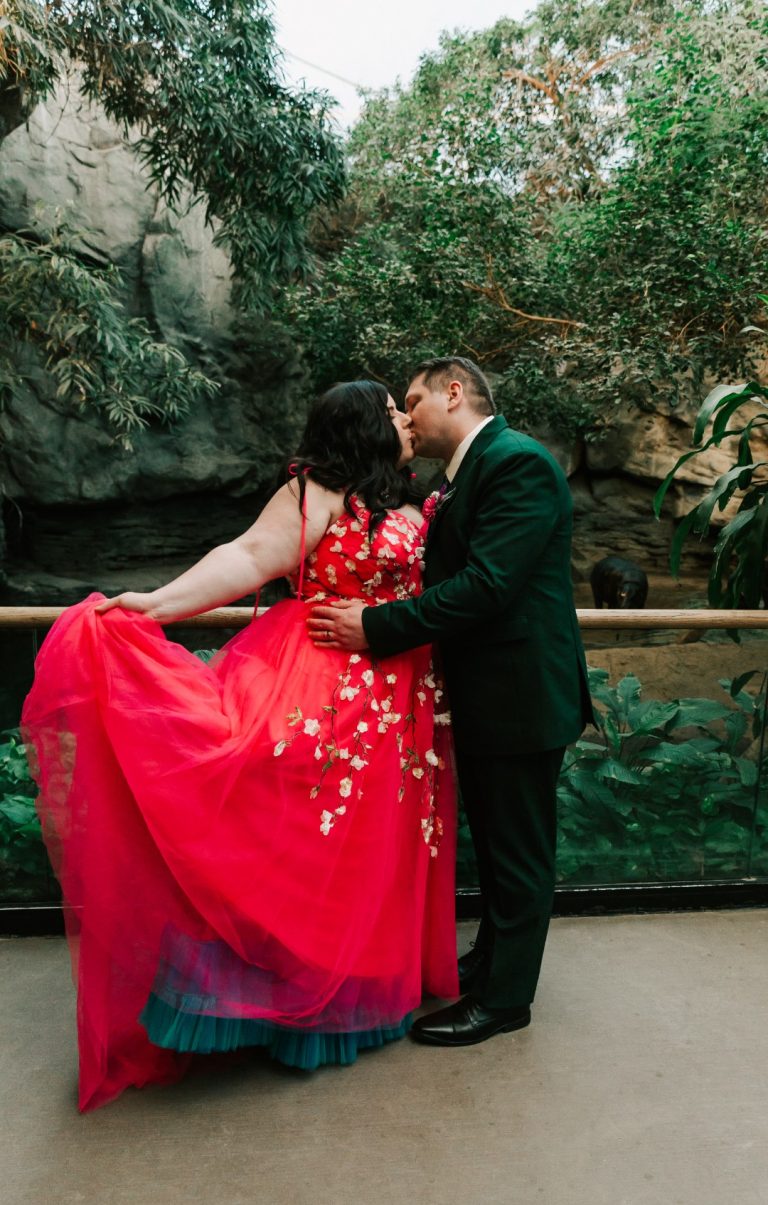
[22,499,458,1111]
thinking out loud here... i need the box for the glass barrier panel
[1,619,766,904]
[458,624,768,888]
[0,629,55,902]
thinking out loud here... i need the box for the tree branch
[463,267,586,330]
[502,68,561,108]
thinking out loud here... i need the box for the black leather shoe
[410,996,531,1047]
[457,945,488,993]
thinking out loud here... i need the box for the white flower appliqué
[320,806,347,836]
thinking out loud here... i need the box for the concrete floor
[2,913,767,1205]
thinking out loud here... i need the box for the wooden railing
[1,607,768,630]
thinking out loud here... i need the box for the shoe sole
[410,1013,531,1047]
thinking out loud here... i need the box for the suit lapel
[453,415,508,480]
[426,416,508,543]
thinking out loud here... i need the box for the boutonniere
[421,483,455,525]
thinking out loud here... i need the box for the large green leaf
[594,759,644,786]
[652,422,745,520]
[627,700,680,734]
[694,382,757,445]
[0,797,37,825]
[654,448,707,519]
[642,744,729,769]
[674,699,733,725]
[730,495,768,607]
[670,461,768,584]
[737,413,768,465]
[709,505,761,603]
[615,675,643,713]
[734,757,759,787]
[710,393,760,445]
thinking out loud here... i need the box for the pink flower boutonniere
[421,490,442,525]
[421,481,455,527]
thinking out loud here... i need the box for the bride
[22,380,458,1111]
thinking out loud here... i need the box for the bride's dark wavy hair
[287,380,409,533]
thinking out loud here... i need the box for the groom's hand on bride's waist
[308,600,369,650]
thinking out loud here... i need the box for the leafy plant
[191,648,217,664]
[457,668,768,887]
[0,221,220,446]
[654,380,768,607]
[0,0,62,138]
[0,730,55,901]
[0,0,346,439]
[554,668,768,883]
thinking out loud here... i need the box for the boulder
[0,79,308,601]
[0,84,156,297]
[585,396,768,517]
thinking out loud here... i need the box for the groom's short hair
[411,356,497,417]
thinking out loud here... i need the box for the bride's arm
[95,480,339,622]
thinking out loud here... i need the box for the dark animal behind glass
[590,556,648,608]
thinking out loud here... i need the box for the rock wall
[0,77,308,603]
[526,382,768,602]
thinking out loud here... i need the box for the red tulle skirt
[22,596,458,1110]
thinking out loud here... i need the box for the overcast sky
[273,0,534,128]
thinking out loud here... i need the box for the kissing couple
[23,355,593,1111]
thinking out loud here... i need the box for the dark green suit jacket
[363,416,594,754]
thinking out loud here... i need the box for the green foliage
[191,648,217,663]
[286,0,768,431]
[0,0,62,137]
[554,6,768,411]
[654,381,768,606]
[0,221,219,445]
[458,667,768,887]
[0,730,55,901]
[556,668,767,882]
[0,0,346,440]
[1,1,346,309]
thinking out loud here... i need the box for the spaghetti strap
[296,492,308,602]
[284,464,310,603]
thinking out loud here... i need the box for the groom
[309,356,593,1045]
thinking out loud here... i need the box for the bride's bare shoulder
[310,480,347,521]
[393,502,423,526]
[284,477,346,520]
[297,479,342,501]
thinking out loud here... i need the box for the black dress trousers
[456,745,566,1010]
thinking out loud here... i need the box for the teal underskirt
[140,993,411,1071]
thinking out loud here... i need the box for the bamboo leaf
[728,671,759,698]
[693,383,753,445]
[711,393,759,442]
[669,506,701,578]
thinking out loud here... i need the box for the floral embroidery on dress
[288,496,426,607]
[280,497,450,849]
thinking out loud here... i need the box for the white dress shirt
[444,415,495,482]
